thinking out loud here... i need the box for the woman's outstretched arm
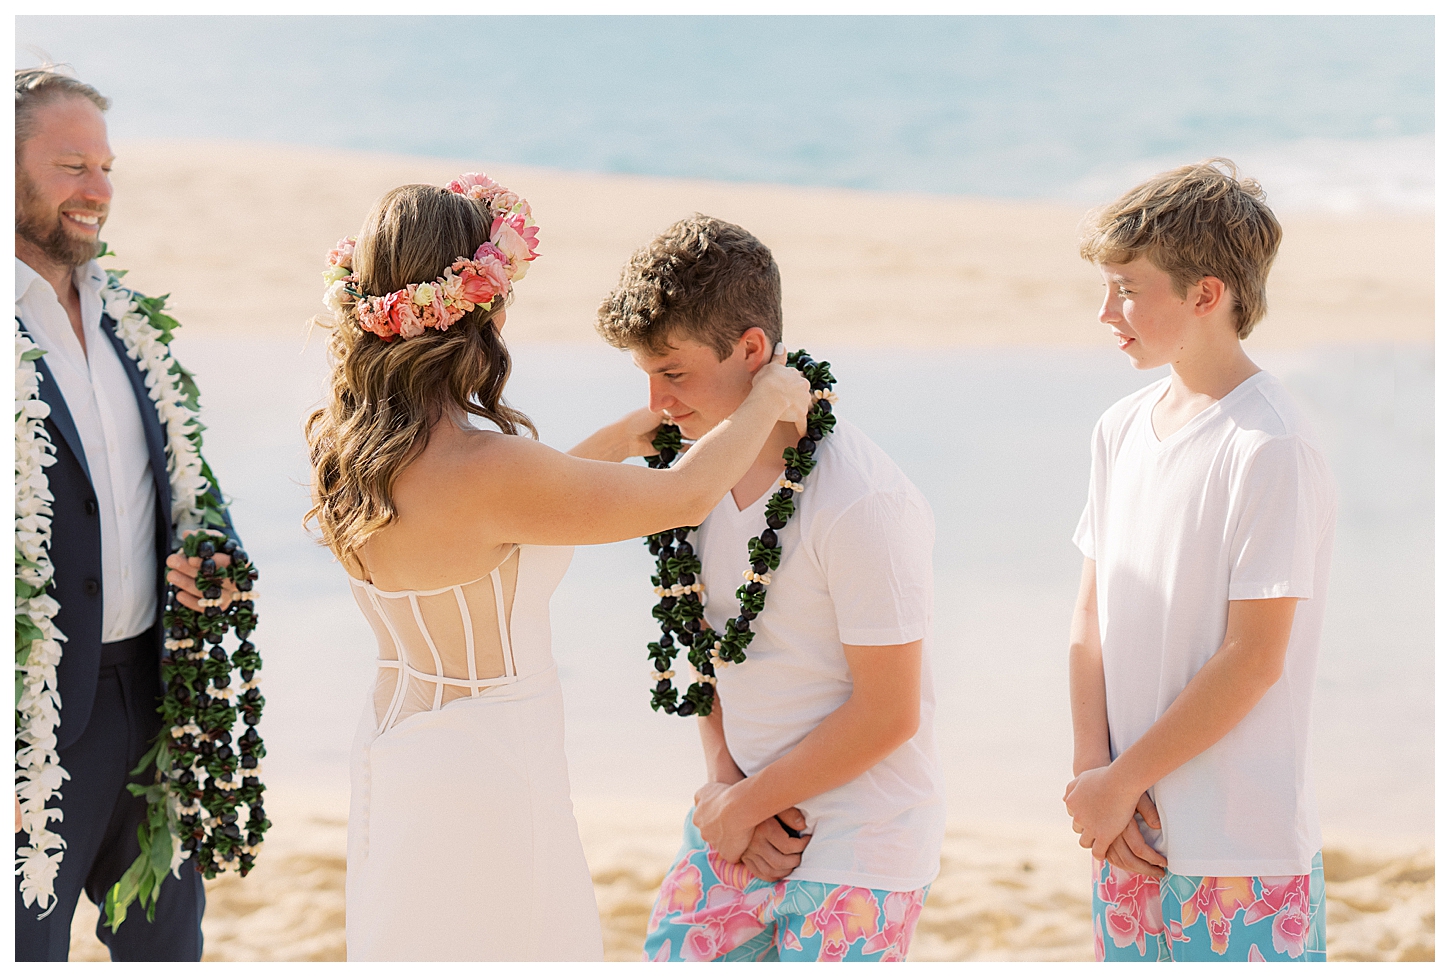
[445,355,809,547]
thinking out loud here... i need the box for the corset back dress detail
[344,544,603,961]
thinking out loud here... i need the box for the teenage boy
[1065,160,1336,962]
[595,215,944,962]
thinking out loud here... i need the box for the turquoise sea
[15,15,1434,211]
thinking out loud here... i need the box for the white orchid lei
[14,267,268,930]
[15,329,68,916]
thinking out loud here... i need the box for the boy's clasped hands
[1064,765,1169,879]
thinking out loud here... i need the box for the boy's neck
[1154,332,1260,441]
[1165,328,1260,403]
[1165,314,1258,400]
[730,421,800,510]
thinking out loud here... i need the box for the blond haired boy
[1065,160,1335,962]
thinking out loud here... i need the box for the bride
[304,174,809,961]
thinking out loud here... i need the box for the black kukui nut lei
[641,349,837,718]
[156,529,269,879]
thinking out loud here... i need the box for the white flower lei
[13,275,214,910]
[14,330,68,914]
[100,278,210,536]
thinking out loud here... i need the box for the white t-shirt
[1073,372,1337,876]
[696,418,944,892]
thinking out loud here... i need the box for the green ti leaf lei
[641,350,838,718]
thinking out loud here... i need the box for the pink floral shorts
[644,810,929,962]
[1093,852,1326,962]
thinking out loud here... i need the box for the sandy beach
[103,141,1431,349]
[64,788,1433,963]
[55,142,1433,962]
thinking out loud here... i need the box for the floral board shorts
[1092,852,1326,962]
[643,809,930,962]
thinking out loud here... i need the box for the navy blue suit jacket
[21,313,230,751]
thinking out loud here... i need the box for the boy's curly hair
[1079,159,1282,339]
[595,214,782,360]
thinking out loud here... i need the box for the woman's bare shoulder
[397,426,560,502]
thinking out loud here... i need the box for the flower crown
[321,173,540,341]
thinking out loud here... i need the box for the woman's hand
[567,406,671,462]
[748,346,812,437]
[617,406,672,459]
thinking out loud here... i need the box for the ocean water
[16,15,1433,211]
[173,335,1433,839]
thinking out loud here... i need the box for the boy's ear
[738,326,773,371]
[1191,276,1230,319]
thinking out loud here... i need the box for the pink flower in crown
[490,213,540,280]
[454,268,498,307]
[358,296,397,340]
[439,270,468,309]
[447,172,499,200]
[861,888,925,957]
[430,290,456,330]
[417,296,441,331]
[389,289,424,339]
[470,242,514,296]
[801,886,881,962]
[648,856,705,932]
[327,236,356,269]
[490,189,522,214]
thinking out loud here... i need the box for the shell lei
[14,330,69,915]
[642,350,838,718]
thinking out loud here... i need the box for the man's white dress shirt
[17,258,158,642]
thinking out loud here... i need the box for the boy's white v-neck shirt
[695,418,944,892]
[1074,371,1337,877]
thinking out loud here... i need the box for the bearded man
[14,66,238,962]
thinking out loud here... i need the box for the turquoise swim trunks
[1092,852,1327,962]
[644,809,929,962]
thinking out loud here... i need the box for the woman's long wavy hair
[305,184,536,575]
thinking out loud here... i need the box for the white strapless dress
[345,544,603,961]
